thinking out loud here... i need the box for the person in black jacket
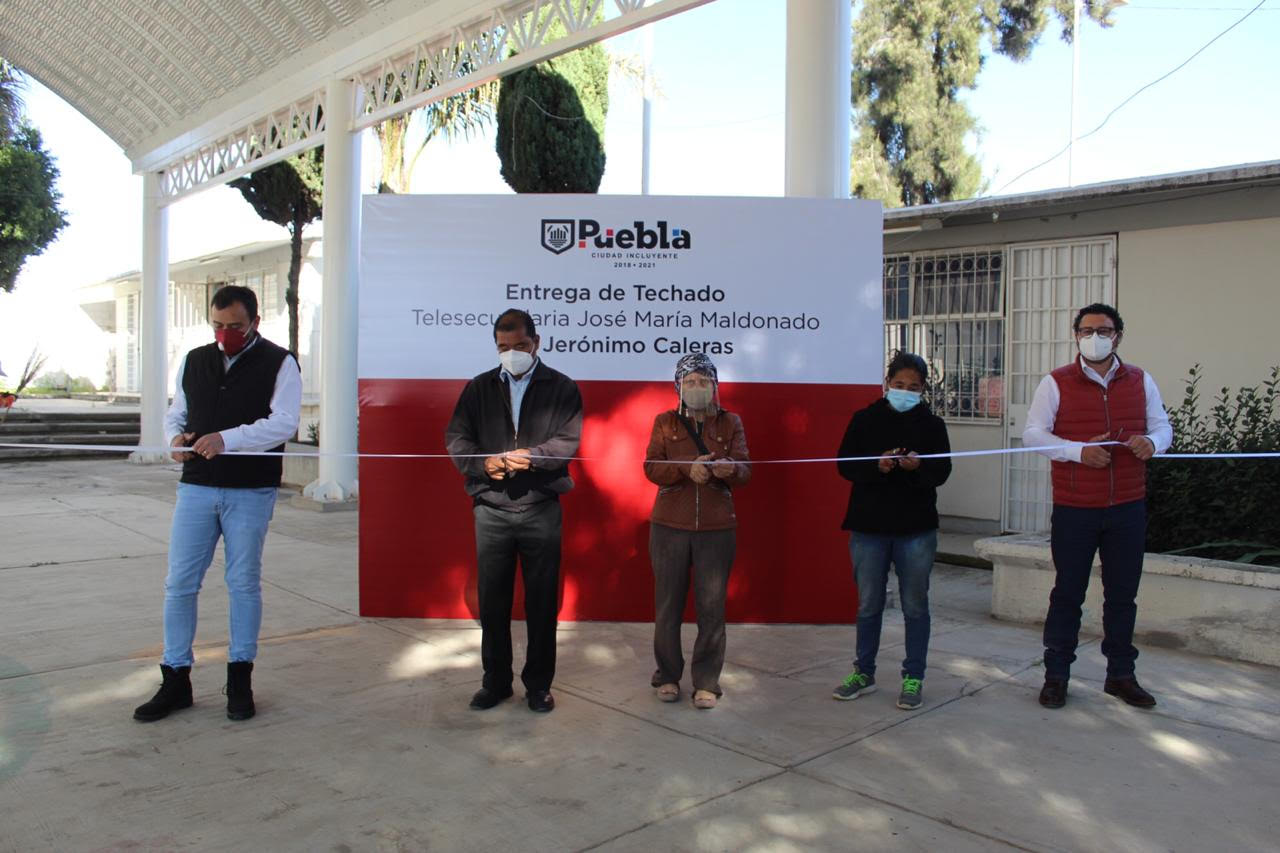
[133,285,301,724]
[445,308,583,714]
[831,351,951,711]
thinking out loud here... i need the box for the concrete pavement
[1,459,1277,852]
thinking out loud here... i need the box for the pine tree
[227,149,323,356]
[495,32,610,194]
[852,0,1121,207]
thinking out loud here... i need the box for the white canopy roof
[0,0,707,199]
[0,0,400,154]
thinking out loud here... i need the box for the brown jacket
[644,409,751,531]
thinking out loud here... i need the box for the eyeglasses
[1076,327,1117,339]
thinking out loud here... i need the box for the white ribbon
[3,442,1277,463]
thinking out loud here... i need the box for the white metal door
[1003,237,1116,532]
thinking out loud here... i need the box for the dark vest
[1050,359,1148,508]
[180,337,293,488]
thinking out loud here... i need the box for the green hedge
[1146,365,1280,566]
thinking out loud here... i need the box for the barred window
[882,248,1004,420]
[125,293,138,393]
[225,270,283,318]
[169,283,209,329]
[262,272,280,317]
[884,255,910,370]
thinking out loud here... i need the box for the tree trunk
[377,115,408,193]
[287,216,302,358]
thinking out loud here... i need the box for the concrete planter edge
[975,533,1280,667]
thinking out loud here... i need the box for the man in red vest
[1023,303,1172,709]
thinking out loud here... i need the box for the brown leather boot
[1038,678,1067,708]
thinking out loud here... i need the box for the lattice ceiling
[0,0,395,151]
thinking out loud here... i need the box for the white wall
[1119,217,1280,403]
[936,421,1005,524]
[889,212,1280,530]
[95,240,325,400]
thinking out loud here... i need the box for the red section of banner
[358,378,880,623]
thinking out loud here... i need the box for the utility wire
[1124,4,1276,10]
[886,0,1270,249]
[991,0,1269,196]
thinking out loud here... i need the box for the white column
[784,0,851,198]
[1068,0,1081,186]
[130,171,169,464]
[304,78,361,503]
[640,25,654,195]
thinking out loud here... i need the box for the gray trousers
[649,523,736,696]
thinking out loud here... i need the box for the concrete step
[0,448,135,461]
[0,411,141,424]
[0,421,141,436]
[0,432,139,445]
[0,433,139,461]
[936,531,995,570]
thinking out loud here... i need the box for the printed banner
[360,195,882,383]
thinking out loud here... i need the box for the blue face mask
[886,388,922,413]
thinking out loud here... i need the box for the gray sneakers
[833,671,924,709]
[832,670,876,700]
[896,677,923,710]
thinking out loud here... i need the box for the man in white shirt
[1023,303,1172,710]
[133,285,301,724]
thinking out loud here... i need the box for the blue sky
[2,0,1277,384]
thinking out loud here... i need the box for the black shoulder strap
[675,412,711,456]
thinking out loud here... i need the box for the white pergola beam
[353,0,710,131]
[140,0,713,203]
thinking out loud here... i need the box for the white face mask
[681,386,714,411]
[1078,334,1114,362]
[499,349,534,376]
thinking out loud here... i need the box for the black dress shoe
[1039,678,1067,708]
[526,689,555,713]
[1104,677,1157,708]
[469,686,513,710]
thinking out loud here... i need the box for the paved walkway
[1,460,1277,852]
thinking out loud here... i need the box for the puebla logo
[540,219,575,255]
[539,218,692,253]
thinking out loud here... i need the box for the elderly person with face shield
[643,353,751,710]
[832,351,951,711]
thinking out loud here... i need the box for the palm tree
[0,59,25,142]
[372,52,498,194]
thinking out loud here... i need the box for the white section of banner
[359,195,883,384]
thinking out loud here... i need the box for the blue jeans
[851,530,937,680]
[1043,500,1146,681]
[162,483,277,668]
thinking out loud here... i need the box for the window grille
[881,248,1004,420]
[170,284,210,329]
[263,272,280,317]
[228,270,281,318]
[125,293,138,393]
